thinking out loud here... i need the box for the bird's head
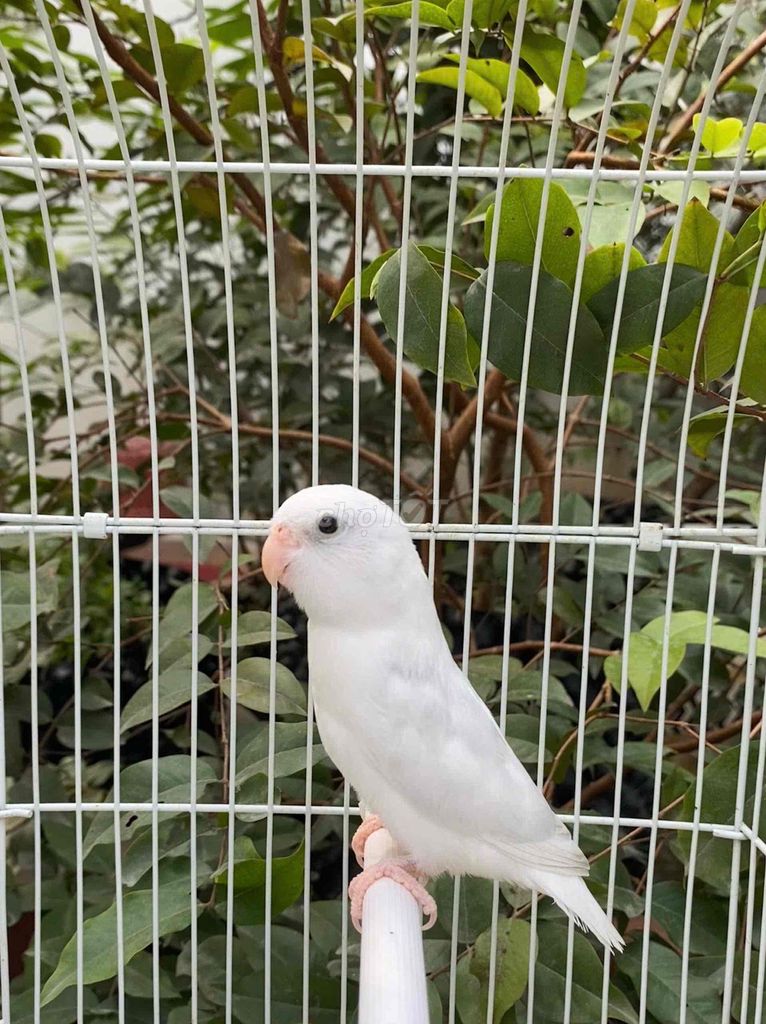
[261,484,431,625]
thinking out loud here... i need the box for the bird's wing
[318,630,587,875]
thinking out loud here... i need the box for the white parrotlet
[261,484,624,953]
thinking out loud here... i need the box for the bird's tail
[530,871,625,953]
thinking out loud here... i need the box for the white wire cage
[1,0,765,1022]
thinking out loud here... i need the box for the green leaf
[121,669,215,732]
[366,2,455,28]
[741,306,766,404]
[612,0,658,39]
[462,190,496,226]
[658,198,735,274]
[693,112,743,156]
[618,940,721,1024]
[728,204,766,288]
[505,714,544,762]
[160,43,206,94]
[458,917,528,1019]
[661,282,751,384]
[687,408,752,458]
[236,721,327,786]
[415,244,480,282]
[0,562,59,631]
[433,876,494,942]
[748,122,766,157]
[83,756,217,857]
[222,658,307,716]
[225,610,296,647]
[463,262,607,396]
[607,984,641,1024]
[447,0,513,29]
[581,243,646,305]
[516,30,587,108]
[375,243,476,387]
[606,610,766,711]
[485,178,582,288]
[652,180,710,207]
[41,870,193,1006]
[159,582,219,641]
[650,881,728,955]
[418,67,503,117]
[604,632,686,711]
[213,835,304,925]
[676,745,766,892]
[227,84,260,115]
[330,249,395,319]
[35,133,62,158]
[443,55,539,114]
[587,263,708,355]
[472,918,530,1021]
[533,922,609,1022]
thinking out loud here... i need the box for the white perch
[357,823,430,1024]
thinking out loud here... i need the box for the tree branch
[662,27,766,152]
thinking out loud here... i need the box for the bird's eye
[318,514,338,535]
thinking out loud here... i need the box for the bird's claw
[351,814,386,867]
[349,861,438,932]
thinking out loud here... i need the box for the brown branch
[667,710,762,753]
[566,154,763,212]
[500,394,554,525]
[614,2,684,102]
[317,269,438,447]
[255,0,390,250]
[85,3,435,451]
[86,3,269,225]
[662,27,766,152]
[562,772,614,811]
[448,369,508,461]
[629,353,766,422]
[161,389,428,500]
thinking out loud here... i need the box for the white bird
[261,484,624,953]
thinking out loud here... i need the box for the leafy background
[1,0,766,1021]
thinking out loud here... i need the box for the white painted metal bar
[623,8,750,1020]
[390,2,420,516]
[421,1,475,1017]
[244,4,282,1020]
[0,802,745,833]
[673,61,766,1022]
[462,2,531,1017]
[2,154,766,181]
[503,5,587,1018]
[299,8,321,1016]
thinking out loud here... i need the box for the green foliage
[456,918,530,1022]
[375,242,476,387]
[463,262,607,395]
[41,865,193,1006]
[605,610,766,710]
[485,179,582,288]
[2,2,766,1021]
[212,836,305,926]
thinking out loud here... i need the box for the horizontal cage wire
[0,0,765,1023]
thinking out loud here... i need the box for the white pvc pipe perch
[356,821,430,1024]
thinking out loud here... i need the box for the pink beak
[261,523,300,587]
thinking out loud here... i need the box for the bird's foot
[348,860,437,933]
[351,814,386,867]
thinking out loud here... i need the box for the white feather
[270,484,624,953]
